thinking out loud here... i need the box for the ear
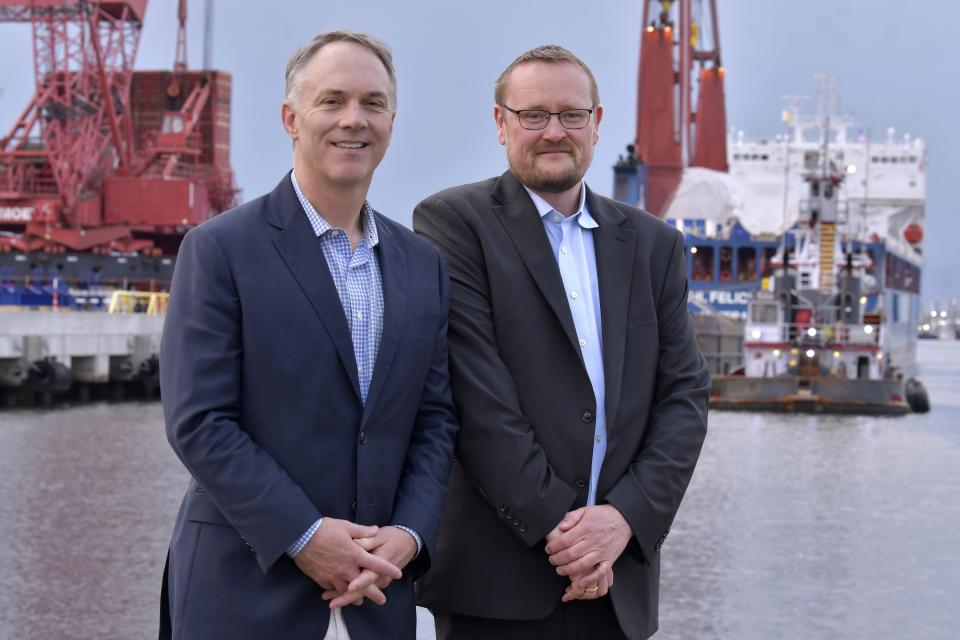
[386,109,397,146]
[592,104,603,145]
[494,105,507,145]
[281,101,298,140]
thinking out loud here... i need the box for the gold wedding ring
[584,584,599,593]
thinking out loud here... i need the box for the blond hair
[494,45,599,106]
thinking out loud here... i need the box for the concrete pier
[0,310,164,405]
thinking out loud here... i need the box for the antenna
[203,0,214,70]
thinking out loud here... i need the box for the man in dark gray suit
[413,45,710,640]
[159,31,457,639]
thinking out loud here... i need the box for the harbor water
[0,341,958,639]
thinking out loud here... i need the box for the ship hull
[710,375,911,415]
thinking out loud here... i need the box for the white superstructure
[728,104,926,262]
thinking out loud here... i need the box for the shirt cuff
[287,518,323,557]
[392,524,422,557]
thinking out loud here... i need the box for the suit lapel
[361,216,406,427]
[490,172,584,365]
[268,175,362,402]
[587,188,636,431]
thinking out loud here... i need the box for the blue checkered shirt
[286,172,420,557]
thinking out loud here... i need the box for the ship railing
[107,291,168,316]
[747,322,880,347]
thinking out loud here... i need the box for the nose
[338,100,367,129]
[540,114,567,141]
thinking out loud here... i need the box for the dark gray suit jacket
[413,171,709,640]
[159,174,458,639]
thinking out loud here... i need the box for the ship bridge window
[692,246,714,281]
[751,303,778,324]
[719,246,734,281]
[761,247,777,278]
[737,247,757,281]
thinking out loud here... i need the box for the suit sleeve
[603,230,710,562]
[389,251,459,579]
[161,225,320,573]
[414,196,577,547]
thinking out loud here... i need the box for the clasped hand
[544,504,631,602]
[292,517,416,609]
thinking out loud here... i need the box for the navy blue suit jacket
[159,173,458,639]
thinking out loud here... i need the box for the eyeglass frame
[498,104,595,130]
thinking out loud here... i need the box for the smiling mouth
[333,142,368,149]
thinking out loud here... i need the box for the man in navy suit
[159,31,458,640]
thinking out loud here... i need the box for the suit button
[359,432,367,444]
[351,501,357,512]
[575,479,586,488]
[581,411,594,423]
[498,504,507,513]
[518,525,527,533]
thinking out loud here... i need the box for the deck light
[864,325,874,334]
[860,296,868,305]
[805,349,815,358]
[751,329,762,339]
[941,310,948,318]
[773,349,781,357]
[807,327,817,337]
[788,359,798,367]
[833,351,841,358]
[690,246,698,254]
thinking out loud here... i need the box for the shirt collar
[523,182,598,229]
[291,171,380,247]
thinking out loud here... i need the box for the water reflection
[0,342,958,639]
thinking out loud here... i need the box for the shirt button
[578,338,587,347]
[575,479,586,488]
[355,312,363,320]
[582,411,594,423]
[570,291,579,299]
[596,435,602,443]
[552,213,562,222]
[561,246,569,255]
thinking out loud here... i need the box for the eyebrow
[315,89,390,101]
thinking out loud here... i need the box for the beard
[512,143,588,193]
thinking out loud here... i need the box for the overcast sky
[1,0,955,303]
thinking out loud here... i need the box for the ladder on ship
[819,222,836,290]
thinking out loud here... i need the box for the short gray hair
[285,30,397,105]
[494,45,599,107]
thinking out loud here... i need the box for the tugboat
[709,121,929,414]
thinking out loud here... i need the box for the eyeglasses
[499,104,594,130]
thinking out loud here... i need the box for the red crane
[0,0,235,268]
[633,0,728,216]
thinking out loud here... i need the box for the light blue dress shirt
[524,184,607,506]
[285,172,420,557]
